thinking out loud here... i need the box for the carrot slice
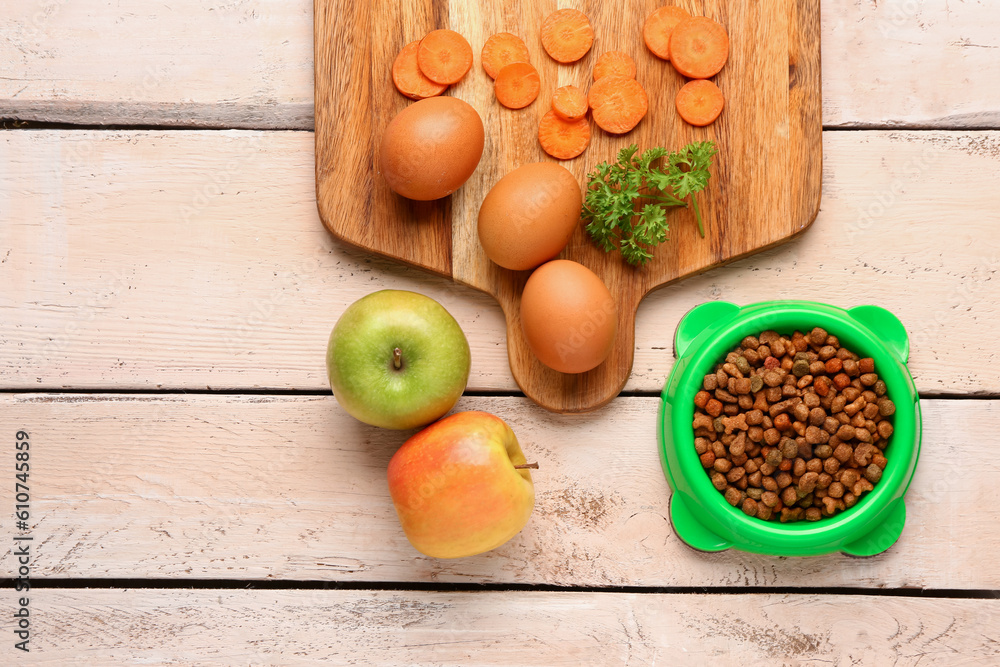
[669,17,730,79]
[552,85,588,122]
[541,9,594,63]
[417,29,474,85]
[494,62,540,109]
[593,51,636,81]
[643,6,690,60]
[588,75,648,134]
[538,110,590,160]
[676,79,724,126]
[392,41,449,100]
[481,32,531,79]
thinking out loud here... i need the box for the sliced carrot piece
[481,32,531,79]
[417,29,474,85]
[392,41,449,100]
[538,110,590,160]
[669,17,730,79]
[676,79,724,126]
[494,62,540,109]
[588,75,648,134]
[643,6,690,60]
[593,51,636,81]
[540,9,594,64]
[551,85,588,122]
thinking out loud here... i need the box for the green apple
[326,290,471,429]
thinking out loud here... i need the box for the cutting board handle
[500,290,638,414]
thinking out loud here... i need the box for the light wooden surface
[316,0,821,412]
[2,0,999,663]
[1,394,997,589]
[27,589,1000,666]
[3,130,998,394]
[3,1,998,129]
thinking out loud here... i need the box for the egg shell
[379,96,485,201]
[520,260,618,374]
[478,163,582,271]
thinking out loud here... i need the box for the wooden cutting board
[315,1,821,413]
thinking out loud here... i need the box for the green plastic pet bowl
[658,300,921,557]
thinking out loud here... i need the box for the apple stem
[392,347,402,370]
[514,463,539,470]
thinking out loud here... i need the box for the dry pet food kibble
[692,328,895,523]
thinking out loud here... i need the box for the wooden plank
[3,2,999,128]
[0,1,314,129]
[2,394,997,588]
[2,130,999,394]
[24,589,1000,665]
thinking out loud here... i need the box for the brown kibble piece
[858,358,875,374]
[694,390,711,408]
[840,468,860,488]
[742,498,758,516]
[824,358,843,374]
[833,373,851,390]
[721,413,749,434]
[711,471,728,490]
[833,443,853,463]
[823,456,840,475]
[809,327,827,346]
[700,451,716,468]
[864,463,882,484]
[842,358,859,376]
[706,399,723,417]
[878,398,896,417]
[763,370,783,387]
[703,374,718,391]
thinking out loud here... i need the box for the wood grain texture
[26,589,1000,665]
[3,1,999,129]
[2,130,998,395]
[315,0,822,412]
[3,394,997,588]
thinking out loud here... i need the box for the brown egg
[379,97,485,201]
[478,163,582,271]
[520,260,617,374]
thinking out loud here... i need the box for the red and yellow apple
[387,411,535,558]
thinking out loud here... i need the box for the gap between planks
[19,578,1000,600]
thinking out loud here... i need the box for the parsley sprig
[582,141,718,267]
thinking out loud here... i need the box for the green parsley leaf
[581,140,717,266]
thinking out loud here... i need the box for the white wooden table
[2,1,1000,664]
